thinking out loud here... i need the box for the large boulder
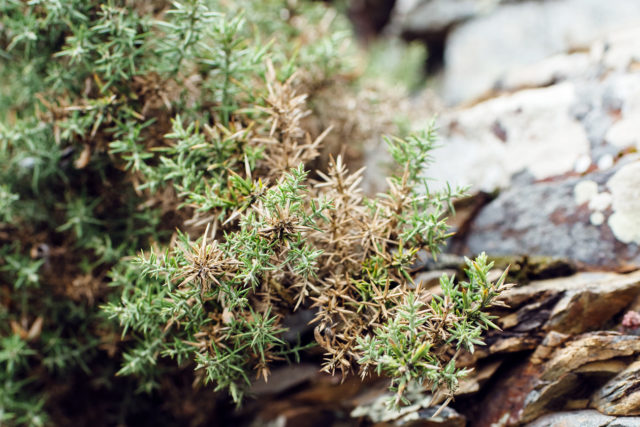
[441,0,640,104]
[426,26,640,193]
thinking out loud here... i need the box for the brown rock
[542,333,640,381]
[521,332,640,423]
[398,406,466,427]
[470,332,640,426]
[592,360,640,415]
[456,360,502,396]
[547,273,640,334]
[530,331,571,364]
[488,336,540,355]
[501,271,640,335]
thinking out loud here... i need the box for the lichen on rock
[574,180,599,205]
[607,161,640,244]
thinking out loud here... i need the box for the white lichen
[607,162,640,244]
[574,180,599,205]
[588,192,612,211]
[574,154,592,174]
[605,115,640,149]
[597,154,614,170]
[590,211,605,226]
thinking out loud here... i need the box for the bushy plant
[0,0,508,425]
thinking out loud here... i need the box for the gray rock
[442,0,640,104]
[423,26,640,194]
[427,81,589,192]
[463,160,640,269]
[364,4,640,195]
[526,410,640,427]
[392,0,501,34]
[363,23,640,196]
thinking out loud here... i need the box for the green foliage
[356,254,508,407]
[0,0,506,424]
[104,165,330,403]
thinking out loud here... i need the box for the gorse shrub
[0,0,508,425]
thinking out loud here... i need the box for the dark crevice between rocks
[455,351,536,427]
[346,0,397,43]
[489,255,577,285]
[401,28,449,74]
[448,191,498,255]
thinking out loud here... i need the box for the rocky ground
[239,1,640,426]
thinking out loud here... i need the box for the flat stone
[498,52,591,92]
[593,360,640,416]
[442,0,640,104]
[526,410,640,427]
[464,160,640,269]
[542,333,640,381]
[427,82,589,192]
[392,0,499,34]
[510,271,640,334]
[470,332,640,425]
[518,333,640,422]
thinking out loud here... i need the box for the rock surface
[428,82,590,192]
[461,159,640,270]
[592,360,640,416]
[441,0,640,104]
[426,26,640,194]
[500,271,640,335]
[392,0,501,35]
[526,410,640,427]
[240,269,640,426]
[452,270,640,425]
[472,332,640,425]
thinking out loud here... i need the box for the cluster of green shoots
[0,0,508,425]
